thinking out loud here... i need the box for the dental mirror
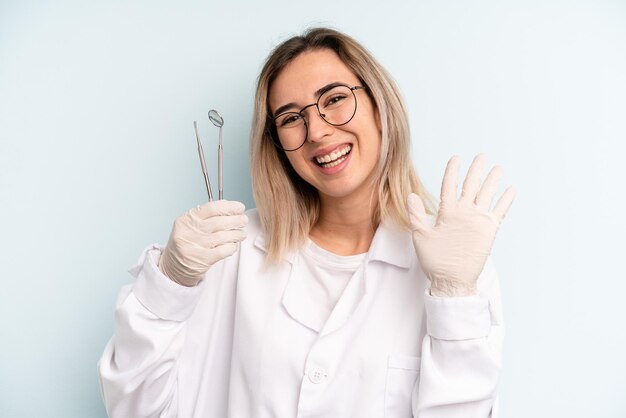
[208,109,224,200]
[208,110,224,128]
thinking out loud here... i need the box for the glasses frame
[269,84,366,152]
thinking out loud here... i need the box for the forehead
[268,49,359,111]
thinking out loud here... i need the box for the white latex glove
[407,154,516,297]
[158,200,248,287]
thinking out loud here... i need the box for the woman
[98,27,515,417]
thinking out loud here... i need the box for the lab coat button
[308,367,327,384]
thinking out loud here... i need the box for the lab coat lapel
[259,221,414,335]
[281,255,368,337]
[254,231,321,330]
[319,262,367,337]
[281,256,326,333]
[319,221,413,336]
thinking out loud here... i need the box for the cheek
[285,152,310,178]
[361,119,383,156]
[359,94,382,133]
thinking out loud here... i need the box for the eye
[277,113,302,127]
[323,93,348,108]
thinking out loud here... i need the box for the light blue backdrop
[1,0,625,417]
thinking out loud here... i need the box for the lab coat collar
[253,231,297,264]
[253,219,413,269]
[367,220,413,269]
[255,219,414,336]
[281,255,368,335]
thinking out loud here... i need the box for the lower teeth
[322,156,347,168]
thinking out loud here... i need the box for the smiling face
[268,48,382,202]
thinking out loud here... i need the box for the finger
[491,186,517,222]
[440,155,461,205]
[475,165,503,210]
[206,242,240,265]
[407,193,427,231]
[191,214,248,234]
[183,241,240,268]
[194,200,245,219]
[187,228,247,249]
[460,153,487,203]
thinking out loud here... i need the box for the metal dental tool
[193,110,225,202]
[194,120,214,201]
[208,109,225,200]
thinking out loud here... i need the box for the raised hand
[407,154,516,297]
[159,200,248,287]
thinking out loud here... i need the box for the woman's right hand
[158,200,248,287]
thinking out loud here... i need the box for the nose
[304,105,334,143]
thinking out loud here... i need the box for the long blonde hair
[251,27,435,264]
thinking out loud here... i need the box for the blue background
[1,0,625,416]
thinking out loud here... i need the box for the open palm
[407,154,516,297]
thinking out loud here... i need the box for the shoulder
[244,207,263,236]
[242,208,267,255]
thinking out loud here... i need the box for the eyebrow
[272,82,346,117]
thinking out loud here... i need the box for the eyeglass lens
[273,85,359,151]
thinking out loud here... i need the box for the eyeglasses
[270,84,366,152]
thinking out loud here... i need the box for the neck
[309,189,378,256]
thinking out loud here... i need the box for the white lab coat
[98,209,503,418]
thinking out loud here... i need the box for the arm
[98,245,203,418]
[414,257,503,417]
[98,201,247,417]
[406,154,515,417]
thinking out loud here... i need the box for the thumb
[407,193,427,231]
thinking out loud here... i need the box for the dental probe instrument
[194,120,213,201]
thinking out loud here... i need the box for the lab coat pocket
[384,354,420,418]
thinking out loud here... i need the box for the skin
[268,49,382,255]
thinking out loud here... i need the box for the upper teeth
[316,145,352,164]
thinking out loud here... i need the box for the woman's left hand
[407,154,516,297]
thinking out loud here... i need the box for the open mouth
[314,144,353,168]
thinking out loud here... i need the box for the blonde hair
[251,27,435,264]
